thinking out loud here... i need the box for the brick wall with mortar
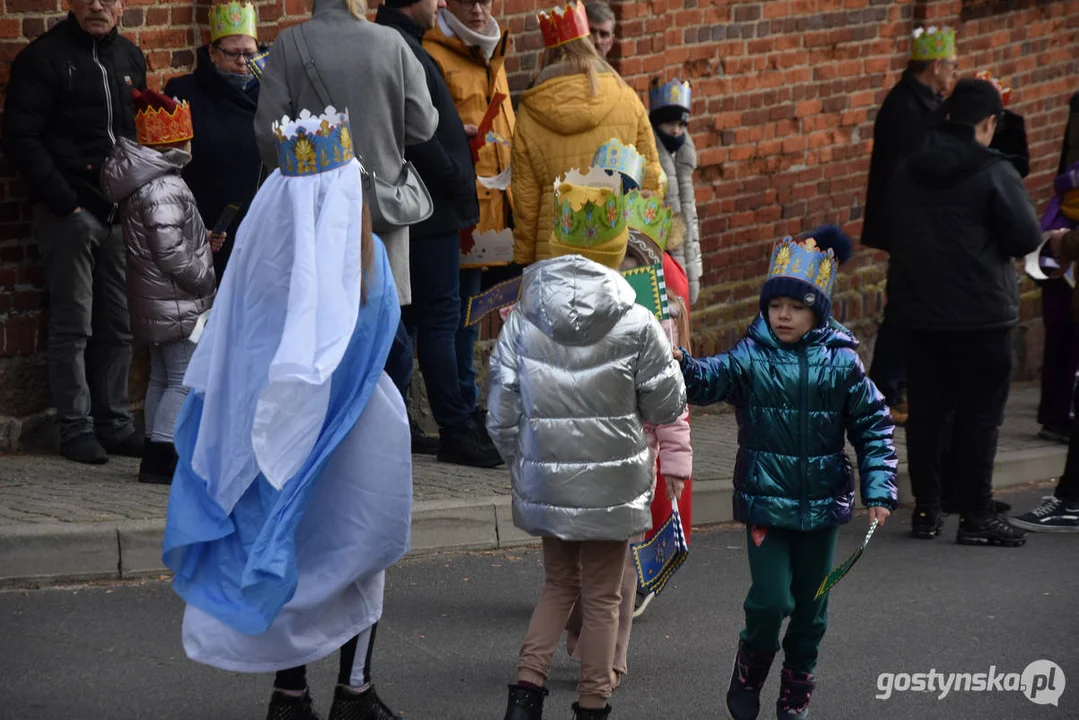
[0,0,1077,447]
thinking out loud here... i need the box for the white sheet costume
[162,108,412,672]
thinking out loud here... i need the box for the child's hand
[209,231,226,252]
[672,346,683,361]
[868,506,891,526]
[666,477,687,501]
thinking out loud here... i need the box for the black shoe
[138,441,178,485]
[776,666,815,720]
[1009,496,1079,533]
[941,499,1011,515]
[328,685,395,720]
[956,513,1027,547]
[572,702,611,720]
[100,431,144,458]
[266,690,321,720]
[410,417,439,456]
[503,684,547,720]
[910,506,943,539]
[726,639,775,720]
[438,420,504,468]
[1038,425,1070,444]
[60,432,108,465]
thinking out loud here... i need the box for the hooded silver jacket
[102,137,215,344]
[486,256,687,541]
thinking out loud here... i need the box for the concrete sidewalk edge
[0,445,1065,588]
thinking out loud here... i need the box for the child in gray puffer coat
[101,89,215,486]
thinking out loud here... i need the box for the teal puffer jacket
[680,315,898,531]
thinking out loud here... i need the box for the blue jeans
[384,317,413,404]
[456,267,482,411]
[402,232,472,433]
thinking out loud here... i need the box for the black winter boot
[910,506,943,539]
[503,684,547,720]
[571,703,612,719]
[726,639,775,720]
[327,684,396,720]
[138,441,178,485]
[775,666,815,720]
[266,690,322,720]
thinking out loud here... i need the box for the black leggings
[274,623,378,691]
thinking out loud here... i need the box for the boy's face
[658,121,686,137]
[767,296,815,344]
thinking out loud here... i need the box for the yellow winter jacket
[511,63,661,265]
[424,23,515,235]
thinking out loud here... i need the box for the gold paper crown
[911,26,956,61]
[549,166,628,269]
[136,100,194,146]
[210,1,258,42]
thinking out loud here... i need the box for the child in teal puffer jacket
[675,226,898,720]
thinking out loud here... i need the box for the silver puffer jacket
[487,256,687,541]
[102,137,215,344]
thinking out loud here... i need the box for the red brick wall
[0,0,1077,419]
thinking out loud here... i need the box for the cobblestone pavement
[0,385,1058,527]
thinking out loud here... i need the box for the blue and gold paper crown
[911,26,956,61]
[272,107,355,177]
[765,236,838,299]
[592,138,646,190]
[209,1,258,42]
[649,78,692,113]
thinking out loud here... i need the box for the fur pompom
[804,224,853,265]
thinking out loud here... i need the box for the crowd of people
[2,2,1078,720]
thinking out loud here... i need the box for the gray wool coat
[254,0,439,306]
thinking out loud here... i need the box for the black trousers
[905,329,1012,518]
[1057,380,1079,502]
[869,303,906,407]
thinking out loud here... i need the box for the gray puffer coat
[486,255,687,541]
[102,137,215,344]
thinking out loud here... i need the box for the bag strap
[292,25,332,109]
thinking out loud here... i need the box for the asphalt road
[2,485,1076,720]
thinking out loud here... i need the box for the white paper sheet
[1024,234,1050,281]
[477,166,512,191]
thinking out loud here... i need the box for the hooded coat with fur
[511,61,662,265]
[102,137,215,344]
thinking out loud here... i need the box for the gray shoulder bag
[291,25,433,233]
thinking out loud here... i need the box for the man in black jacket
[884,79,1043,547]
[2,0,146,465]
[861,35,958,421]
[376,0,502,469]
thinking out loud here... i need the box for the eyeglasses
[213,46,259,61]
[75,0,119,5]
[453,0,494,8]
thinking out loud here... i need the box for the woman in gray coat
[102,118,216,485]
[254,0,438,309]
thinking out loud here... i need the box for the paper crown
[592,138,646,190]
[247,50,270,81]
[549,167,628,268]
[975,70,1013,107]
[133,89,193,146]
[649,77,692,113]
[210,1,258,42]
[538,1,590,49]
[911,26,956,61]
[765,236,839,299]
[624,190,672,261]
[271,107,355,177]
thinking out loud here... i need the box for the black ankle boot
[571,702,611,719]
[503,684,547,720]
[776,666,815,720]
[726,639,775,720]
[138,441,178,485]
[328,684,395,720]
[266,690,321,720]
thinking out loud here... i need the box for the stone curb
[0,445,1065,588]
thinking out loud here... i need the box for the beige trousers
[517,537,629,709]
